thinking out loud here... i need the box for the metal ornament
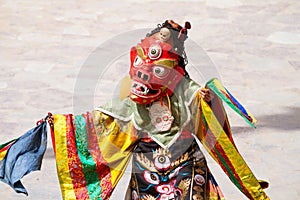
[149,102,174,132]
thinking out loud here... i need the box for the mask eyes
[148,44,162,60]
[153,66,169,78]
[143,171,160,185]
[133,56,143,67]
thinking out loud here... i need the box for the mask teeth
[131,81,149,95]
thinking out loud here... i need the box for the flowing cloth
[52,111,138,199]
[0,122,47,195]
[51,78,269,200]
[190,94,269,200]
[0,78,269,199]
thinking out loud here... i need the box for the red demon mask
[129,37,184,105]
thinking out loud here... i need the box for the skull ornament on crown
[129,20,191,105]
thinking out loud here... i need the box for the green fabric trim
[206,78,256,128]
[0,139,16,150]
[214,148,243,192]
[75,115,102,200]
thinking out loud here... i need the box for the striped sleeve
[53,110,138,200]
[192,91,269,200]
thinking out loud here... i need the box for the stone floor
[0,0,299,199]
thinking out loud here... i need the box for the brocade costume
[0,20,270,200]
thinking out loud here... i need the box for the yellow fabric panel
[53,114,77,200]
[0,151,6,160]
[92,111,138,188]
[200,99,269,200]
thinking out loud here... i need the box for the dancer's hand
[200,88,214,102]
[47,112,54,128]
